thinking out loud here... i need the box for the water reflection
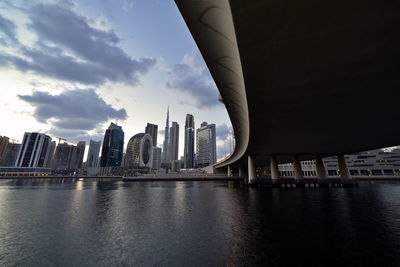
[0,179,398,266]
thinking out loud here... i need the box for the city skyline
[0,0,232,159]
[0,111,234,166]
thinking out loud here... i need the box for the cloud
[48,127,104,144]
[216,123,231,140]
[166,52,220,109]
[0,14,18,45]
[0,2,156,85]
[18,89,127,142]
[215,123,234,160]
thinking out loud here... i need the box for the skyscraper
[2,143,21,167]
[196,122,217,168]
[162,107,170,164]
[100,123,124,167]
[15,132,52,167]
[46,141,56,168]
[152,147,162,170]
[125,133,153,168]
[77,141,86,168]
[0,136,9,165]
[184,114,195,169]
[145,123,158,147]
[169,121,179,162]
[69,141,86,169]
[53,143,75,170]
[86,140,101,167]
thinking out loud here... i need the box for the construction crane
[56,137,67,144]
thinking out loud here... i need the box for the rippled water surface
[0,179,399,266]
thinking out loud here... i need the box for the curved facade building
[125,133,153,168]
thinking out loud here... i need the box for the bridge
[175,0,400,182]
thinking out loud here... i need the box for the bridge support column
[238,167,243,177]
[337,154,351,179]
[270,155,279,179]
[293,154,303,179]
[227,165,231,176]
[248,155,256,183]
[315,154,327,179]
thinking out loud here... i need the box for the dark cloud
[1,2,156,85]
[166,52,220,109]
[18,89,127,141]
[0,14,18,45]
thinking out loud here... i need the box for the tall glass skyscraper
[162,107,170,164]
[169,121,179,162]
[145,123,158,147]
[184,114,195,169]
[100,123,124,167]
[196,122,216,168]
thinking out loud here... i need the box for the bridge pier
[238,167,243,177]
[293,154,303,179]
[337,154,351,179]
[315,154,327,179]
[248,155,256,183]
[270,155,280,179]
[227,165,231,176]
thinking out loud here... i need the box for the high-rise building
[86,140,101,167]
[0,136,9,165]
[53,143,74,170]
[145,123,158,147]
[196,122,217,168]
[2,143,21,166]
[162,107,170,164]
[152,147,162,170]
[100,123,124,167]
[69,141,86,169]
[169,121,179,162]
[16,132,52,167]
[185,114,195,129]
[184,114,195,169]
[46,141,56,168]
[125,133,153,168]
[77,141,86,168]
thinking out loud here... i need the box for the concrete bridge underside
[175,0,400,176]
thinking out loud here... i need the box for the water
[0,179,399,266]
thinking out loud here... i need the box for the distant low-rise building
[277,149,400,177]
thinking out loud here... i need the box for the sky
[0,0,234,160]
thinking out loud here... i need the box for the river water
[0,179,399,266]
